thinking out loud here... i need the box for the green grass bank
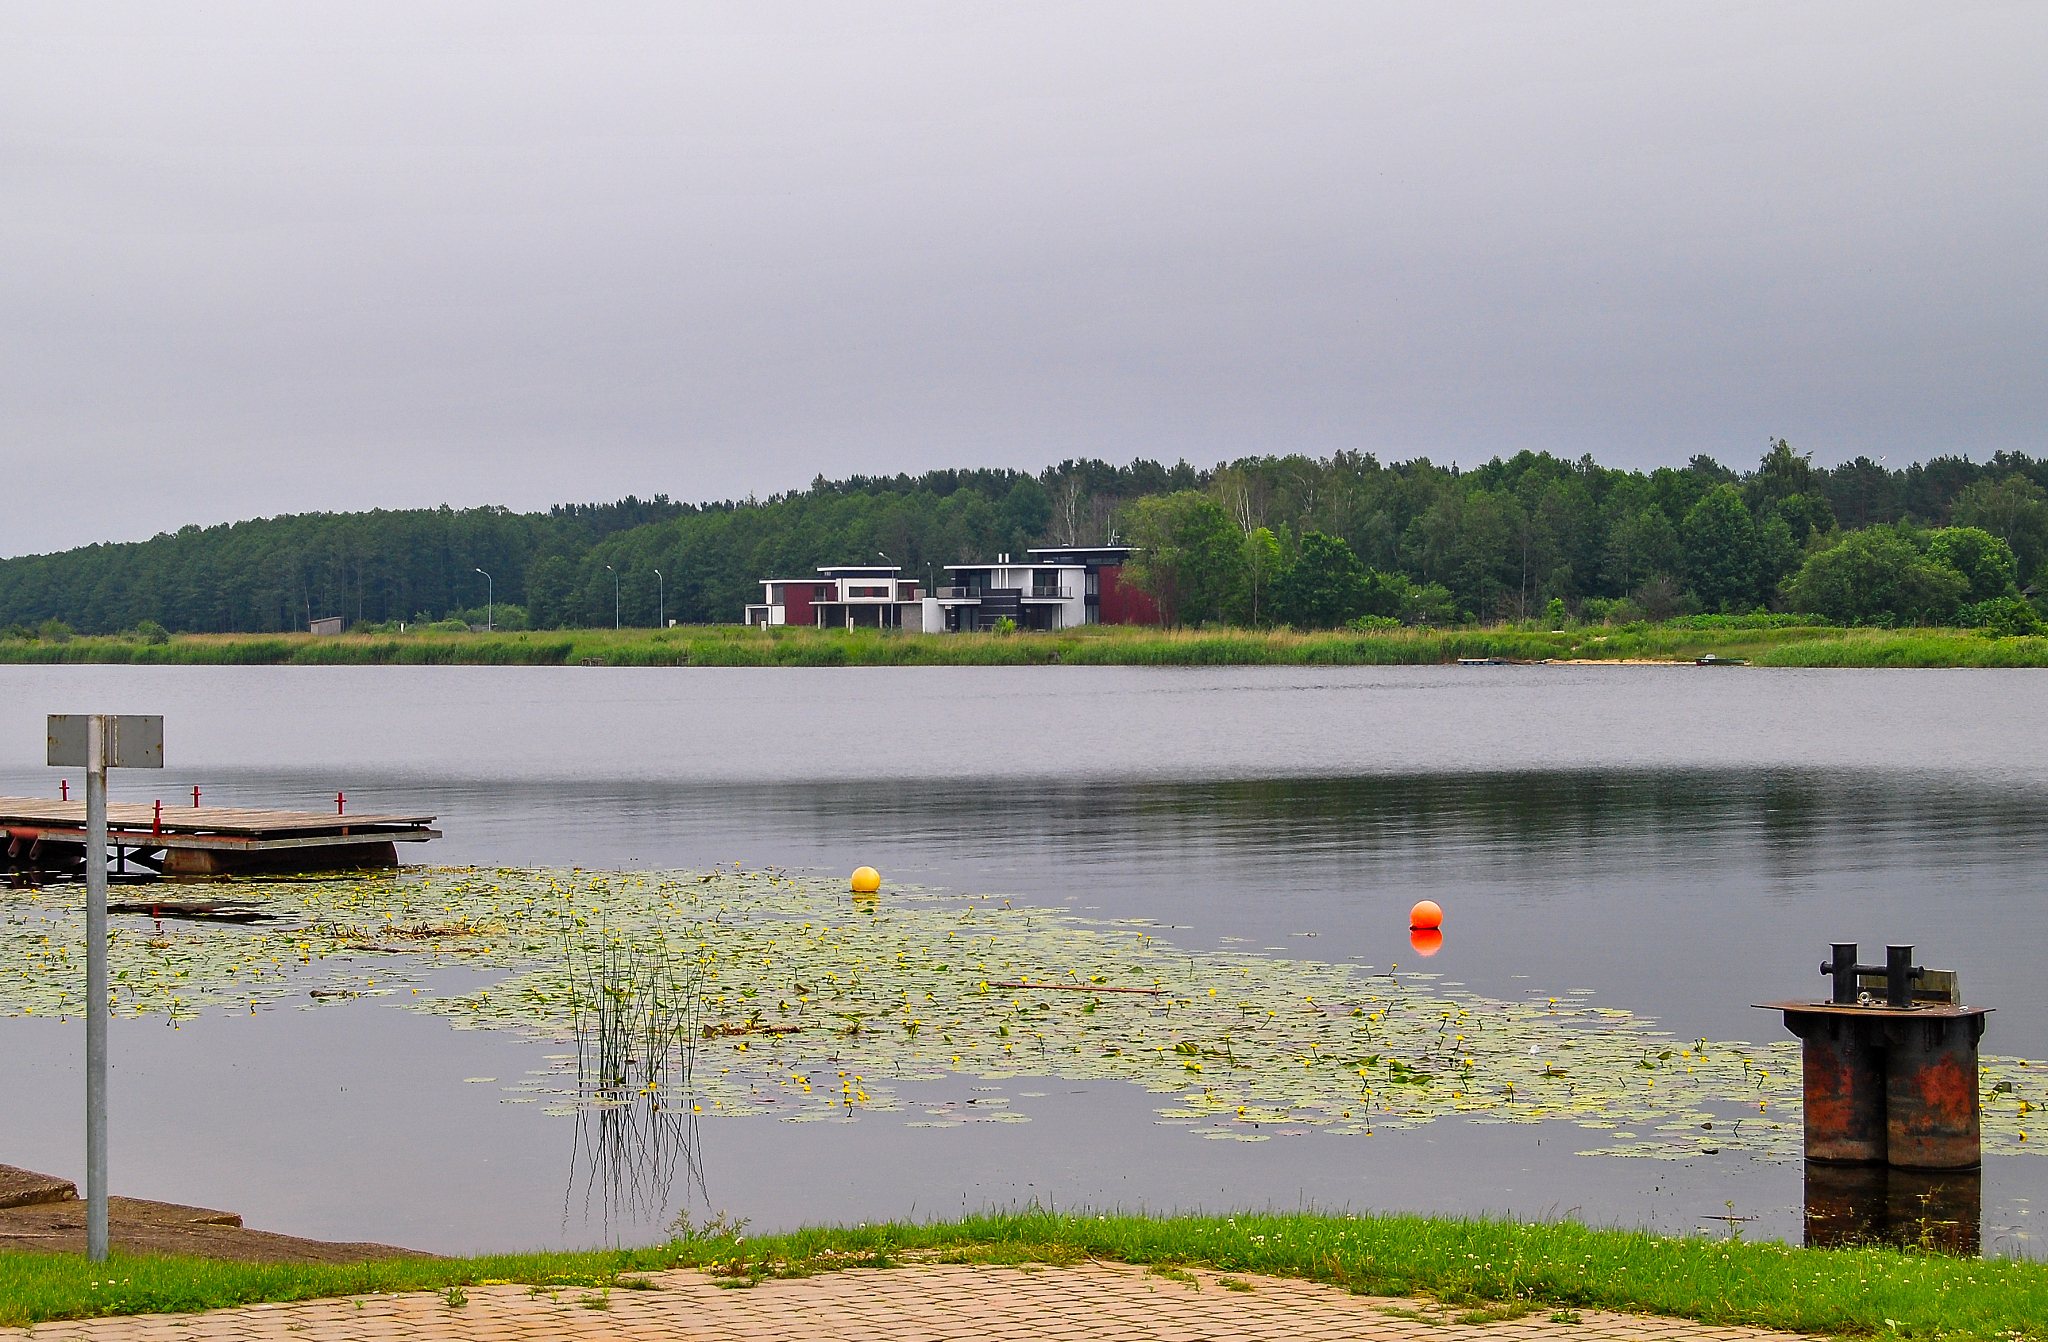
[3,621,2046,668]
[3,1211,2044,1337]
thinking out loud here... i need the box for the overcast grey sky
[3,3,2041,556]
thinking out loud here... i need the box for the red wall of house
[1096,565,1160,626]
[783,584,814,626]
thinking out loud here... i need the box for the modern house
[931,546,1157,632]
[748,547,1158,633]
[745,565,926,629]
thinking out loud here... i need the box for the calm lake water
[2,664,2044,1256]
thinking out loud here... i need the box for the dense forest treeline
[2,445,2044,636]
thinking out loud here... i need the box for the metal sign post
[47,714,162,1263]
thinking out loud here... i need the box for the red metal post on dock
[60,780,68,800]
[335,790,345,816]
[191,786,201,807]
[152,800,161,837]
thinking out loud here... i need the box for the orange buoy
[850,866,881,894]
[1409,928,1444,957]
[1409,899,1442,930]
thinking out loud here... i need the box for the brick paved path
[9,1263,1818,1342]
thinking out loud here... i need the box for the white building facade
[745,565,930,630]
[931,546,1148,632]
[746,548,1153,633]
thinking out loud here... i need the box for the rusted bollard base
[1767,1002,1990,1171]
[1886,1011,1988,1169]
[1786,1011,1888,1163]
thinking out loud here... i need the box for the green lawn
[4,1211,2044,1337]
[2,620,2044,667]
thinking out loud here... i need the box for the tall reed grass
[564,931,703,1232]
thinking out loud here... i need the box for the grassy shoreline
[1,622,2045,668]
[4,1210,2044,1336]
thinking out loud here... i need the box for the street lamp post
[653,569,664,628]
[474,568,492,631]
[605,564,618,630]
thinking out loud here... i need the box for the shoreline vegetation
[5,446,2047,641]
[4,1210,2045,1337]
[1,619,2046,669]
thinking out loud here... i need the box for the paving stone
[4,1264,1826,1342]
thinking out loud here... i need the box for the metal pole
[85,715,108,1262]
[654,570,663,628]
[474,568,492,631]
[606,565,618,630]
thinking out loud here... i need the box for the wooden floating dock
[0,797,440,877]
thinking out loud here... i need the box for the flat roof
[942,546,1131,571]
[1027,546,1132,561]
[816,565,901,576]
[942,559,1085,571]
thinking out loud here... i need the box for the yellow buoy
[850,866,881,894]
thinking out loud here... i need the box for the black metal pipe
[1887,945,1922,1008]
[1825,943,1860,1004]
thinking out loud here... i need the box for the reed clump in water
[565,931,704,1231]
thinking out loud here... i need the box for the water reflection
[1805,1163,1982,1254]
[421,768,2048,908]
[743,769,2048,878]
[565,1099,702,1239]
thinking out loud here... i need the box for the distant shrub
[1658,612,1832,631]
[1346,615,1402,632]
[133,620,169,645]
[1782,526,1967,626]
[1959,596,2046,638]
[1927,527,2019,604]
[1633,575,1697,621]
[1402,581,1458,627]
[447,604,529,632]
[38,619,73,644]
[1580,597,1638,624]
[1273,532,1373,629]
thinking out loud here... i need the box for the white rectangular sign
[46,715,164,769]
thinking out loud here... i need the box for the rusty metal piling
[1762,942,1989,1172]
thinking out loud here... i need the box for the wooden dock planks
[0,797,435,838]
[0,797,439,874]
